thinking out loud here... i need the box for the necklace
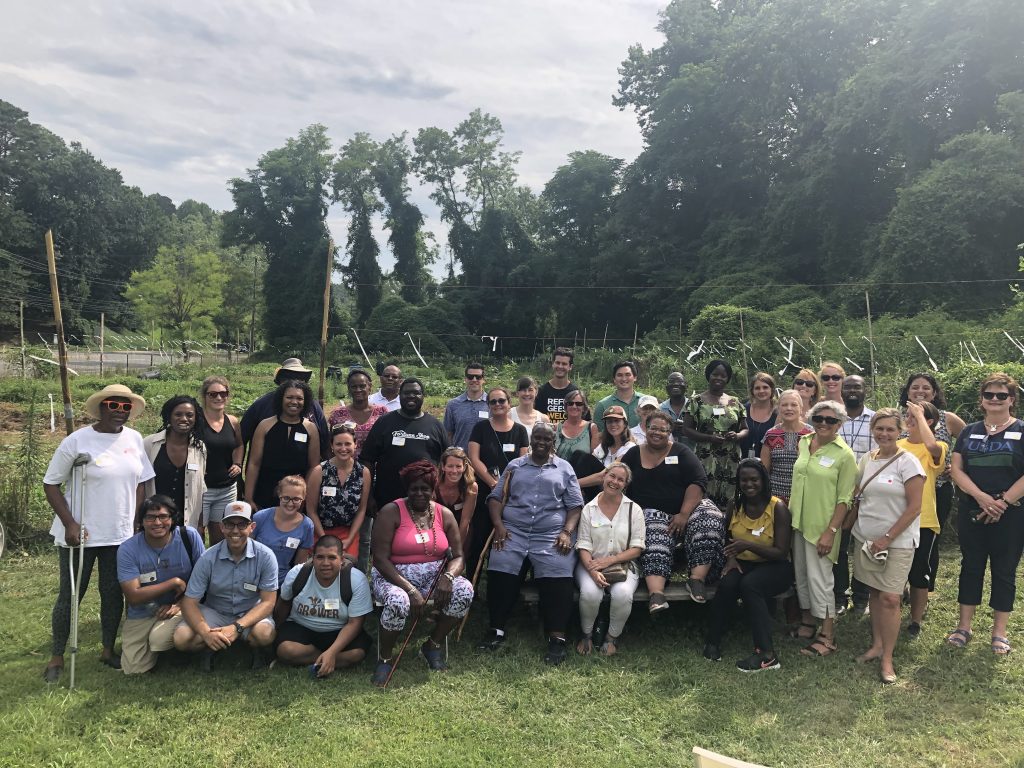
[985,416,1015,434]
[410,503,437,557]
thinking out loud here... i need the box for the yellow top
[896,439,947,532]
[730,497,779,562]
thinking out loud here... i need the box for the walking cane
[456,468,515,640]
[382,548,452,689]
[68,452,91,690]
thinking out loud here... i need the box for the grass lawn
[1,545,1022,768]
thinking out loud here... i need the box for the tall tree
[333,133,383,325]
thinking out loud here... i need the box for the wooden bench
[518,577,718,604]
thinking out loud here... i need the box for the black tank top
[202,416,239,489]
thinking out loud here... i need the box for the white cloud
[1,0,665,268]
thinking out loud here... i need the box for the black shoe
[477,630,506,653]
[853,601,869,616]
[371,659,393,688]
[907,622,922,639]
[199,650,215,673]
[703,643,722,662]
[250,647,271,670]
[737,651,781,672]
[100,654,122,670]
[421,641,448,672]
[544,637,568,666]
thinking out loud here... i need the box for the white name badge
[502,443,515,452]
[392,435,406,446]
[294,432,308,443]
[321,487,337,497]
[454,503,464,511]
[818,456,835,468]
[970,434,986,440]
[187,462,200,471]
[713,407,726,416]
[139,571,157,584]
[94,456,108,468]
[323,598,340,610]
[1006,432,1022,441]
[285,537,301,549]
[752,526,765,537]
[879,475,896,485]
[664,455,679,465]
[478,410,489,418]
[243,582,258,592]
[414,532,430,544]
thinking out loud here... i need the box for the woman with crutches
[42,384,154,684]
[370,460,473,686]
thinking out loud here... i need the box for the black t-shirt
[954,419,1024,511]
[536,381,579,425]
[621,443,707,514]
[469,420,529,482]
[361,410,449,507]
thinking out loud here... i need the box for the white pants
[793,533,836,620]
[575,563,640,638]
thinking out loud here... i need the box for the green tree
[333,133,383,325]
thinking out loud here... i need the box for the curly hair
[273,379,313,417]
[159,395,205,449]
[400,459,438,490]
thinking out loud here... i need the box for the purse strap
[854,450,904,499]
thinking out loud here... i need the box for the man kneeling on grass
[273,535,373,678]
[173,501,278,671]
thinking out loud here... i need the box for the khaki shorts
[122,614,185,675]
[853,538,914,594]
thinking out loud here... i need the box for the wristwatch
[233,621,245,635]
[828,526,839,534]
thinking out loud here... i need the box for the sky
[1,1,665,269]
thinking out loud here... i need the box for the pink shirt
[390,498,449,564]
[328,404,388,457]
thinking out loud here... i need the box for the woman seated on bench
[704,459,793,671]
[575,462,645,656]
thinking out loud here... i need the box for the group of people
[39,350,1024,688]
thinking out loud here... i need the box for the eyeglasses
[222,520,250,530]
[466,374,483,381]
[820,375,843,382]
[793,379,815,387]
[566,402,584,408]
[102,400,133,412]
[279,496,304,505]
[143,514,172,523]
[811,414,841,425]
[488,398,508,405]
[983,391,1011,401]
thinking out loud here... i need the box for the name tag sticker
[819,456,836,468]
[1006,432,1022,441]
[323,598,340,610]
[752,526,765,537]
[970,434,986,441]
[294,432,308,443]
[880,474,896,485]
[321,487,337,497]
[391,435,406,446]
[94,456,108,468]
[712,407,726,416]
[454,502,463,510]
[502,443,515,452]
[187,462,200,471]
[414,532,430,544]
[664,455,679,465]
[139,571,157,584]
[479,410,489,419]
[243,582,258,592]
[285,537,301,549]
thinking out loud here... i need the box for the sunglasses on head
[488,398,507,405]
[820,374,843,382]
[102,400,133,412]
[811,414,840,425]
[983,391,1011,401]
[793,379,815,387]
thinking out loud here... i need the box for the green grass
[2,549,1023,768]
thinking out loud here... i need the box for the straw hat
[84,384,146,420]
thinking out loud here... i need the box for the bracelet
[443,572,456,582]
[560,529,572,536]
[406,586,418,595]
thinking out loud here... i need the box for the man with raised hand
[536,347,579,426]
[173,501,278,672]
[444,362,488,450]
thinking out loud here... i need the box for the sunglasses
[102,400,133,412]
[811,414,841,425]
[488,398,508,405]
[205,390,230,399]
[466,374,484,380]
[820,375,843,382]
[793,379,816,387]
[566,401,585,407]
[983,391,1011,401]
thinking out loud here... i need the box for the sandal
[600,635,619,657]
[800,634,838,657]
[991,636,1012,655]
[789,622,817,641]
[945,628,973,648]
[576,634,593,656]
[687,578,707,604]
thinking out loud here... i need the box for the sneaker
[544,637,568,666]
[648,593,669,614]
[907,622,922,639]
[371,659,393,688]
[421,641,448,672]
[835,602,849,617]
[703,643,722,662]
[199,650,215,674]
[737,652,781,672]
[853,600,869,616]
[476,630,506,653]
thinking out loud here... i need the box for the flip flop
[991,636,1012,655]
[945,628,973,648]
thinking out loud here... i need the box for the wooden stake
[44,230,74,435]
[602,323,608,349]
[739,311,749,381]
[99,311,105,377]
[632,323,638,358]
[318,239,333,406]
[19,300,26,379]
[865,291,876,405]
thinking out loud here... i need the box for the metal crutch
[68,452,91,690]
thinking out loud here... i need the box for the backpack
[273,555,356,625]
[180,525,197,568]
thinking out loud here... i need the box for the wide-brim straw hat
[276,357,311,375]
[84,384,146,420]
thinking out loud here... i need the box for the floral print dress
[687,395,746,510]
